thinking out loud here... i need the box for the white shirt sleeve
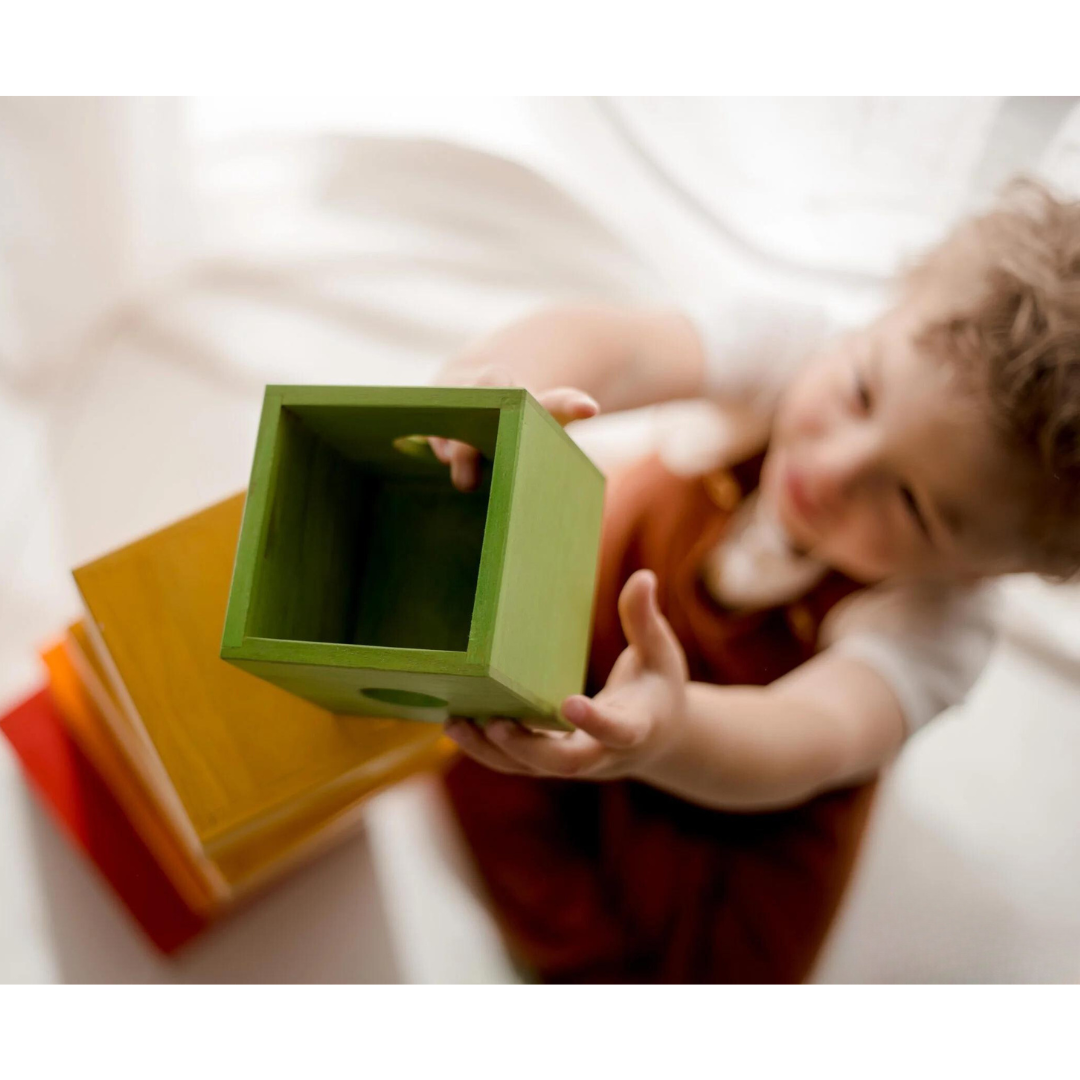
[657,290,842,477]
[820,580,1000,736]
[681,288,837,410]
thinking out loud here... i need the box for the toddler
[431,179,1080,981]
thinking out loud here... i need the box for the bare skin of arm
[431,304,706,489]
[447,570,906,810]
[437,306,905,805]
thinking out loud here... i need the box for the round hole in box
[361,687,449,709]
[391,435,439,461]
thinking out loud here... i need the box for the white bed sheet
[2,109,1080,982]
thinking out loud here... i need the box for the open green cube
[220,386,606,729]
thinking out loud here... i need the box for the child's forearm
[438,304,705,413]
[636,676,889,812]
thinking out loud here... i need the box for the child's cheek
[824,514,902,582]
[776,382,828,446]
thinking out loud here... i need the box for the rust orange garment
[443,454,878,983]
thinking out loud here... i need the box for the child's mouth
[783,465,820,528]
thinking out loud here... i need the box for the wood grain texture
[350,474,490,652]
[222,386,605,728]
[43,633,221,914]
[73,494,450,851]
[65,623,454,899]
[489,394,606,713]
[245,406,367,646]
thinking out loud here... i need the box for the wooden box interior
[245,403,501,656]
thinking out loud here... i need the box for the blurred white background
[3,96,1080,983]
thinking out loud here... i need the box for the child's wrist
[630,684,691,784]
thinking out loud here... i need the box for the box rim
[221,387,286,652]
[268,384,529,411]
[222,636,488,676]
[464,400,522,666]
[221,385,531,665]
[222,640,566,726]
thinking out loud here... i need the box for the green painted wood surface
[221,385,605,728]
[489,394,606,711]
[351,471,490,652]
[226,655,543,722]
[245,406,366,645]
[245,405,492,653]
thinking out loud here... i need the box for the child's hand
[445,570,688,779]
[429,366,599,491]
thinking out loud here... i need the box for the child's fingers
[444,719,532,774]
[429,437,453,464]
[431,382,595,490]
[561,694,646,750]
[617,570,688,681]
[449,444,481,491]
[536,387,601,427]
[430,436,479,491]
[428,437,482,491]
[485,720,607,777]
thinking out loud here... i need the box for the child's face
[761,300,1015,583]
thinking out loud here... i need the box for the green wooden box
[220,385,606,729]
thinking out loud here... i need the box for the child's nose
[809,438,876,513]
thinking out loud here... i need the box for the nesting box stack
[1,384,606,953]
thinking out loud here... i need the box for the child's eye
[853,368,872,412]
[900,485,931,540]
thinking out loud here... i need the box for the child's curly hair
[906,178,1080,580]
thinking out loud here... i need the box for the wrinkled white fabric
[4,98,1080,985]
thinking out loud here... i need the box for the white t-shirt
[663,295,998,737]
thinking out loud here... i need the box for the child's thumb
[616,570,688,681]
[537,387,601,427]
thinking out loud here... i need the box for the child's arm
[431,304,707,488]
[642,654,905,809]
[439,304,706,410]
[446,570,907,809]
